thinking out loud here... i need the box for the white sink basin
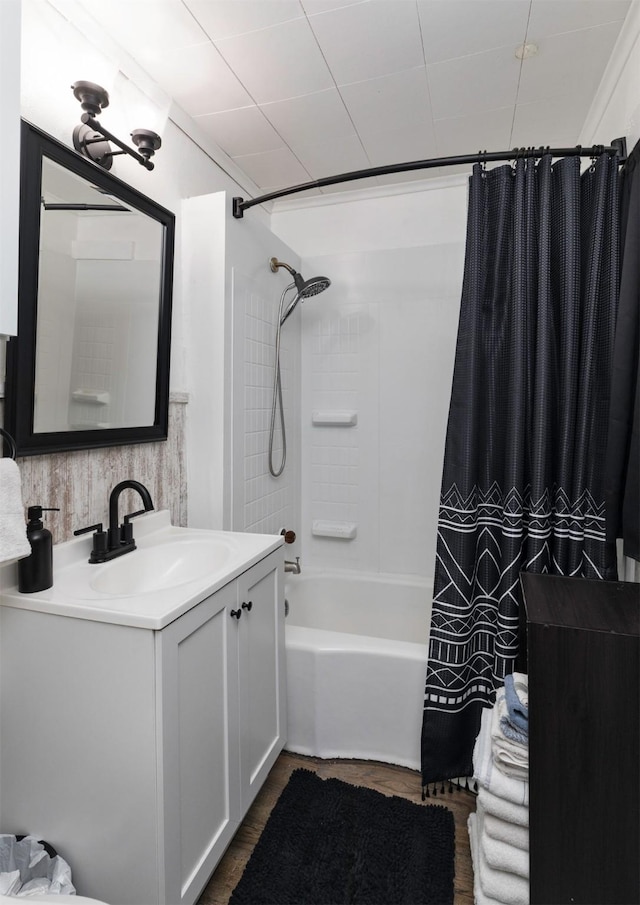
[89,537,232,596]
[0,511,284,630]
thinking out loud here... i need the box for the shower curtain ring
[511,147,523,173]
[589,144,604,173]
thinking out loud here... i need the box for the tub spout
[284,557,301,574]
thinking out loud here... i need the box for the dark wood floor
[197,750,476,905]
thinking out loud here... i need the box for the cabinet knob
[230,609,242,620]
[242,600,253,612]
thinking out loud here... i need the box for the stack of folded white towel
[468,673,529,905]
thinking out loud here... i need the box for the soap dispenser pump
[18,506,59,594]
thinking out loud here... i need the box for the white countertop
[0,511,283,630]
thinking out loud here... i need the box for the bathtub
[284,570,431,770]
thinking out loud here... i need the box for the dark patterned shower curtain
[421,151,621,788]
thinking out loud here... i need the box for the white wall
[183,193,303,551]
[227,216,302,544]
[580,0,640,150]
[272,178,468,579]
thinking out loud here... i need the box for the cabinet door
[0,608,159,905]
[237,552,286,812]
[157,582,240,905]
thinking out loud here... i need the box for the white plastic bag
[0,836,75,897]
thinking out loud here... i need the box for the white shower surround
[284,569,431,769]
[300,244,465,576]
[271,178,468,580]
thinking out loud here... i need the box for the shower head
[270,257,331,324]
[296,274,331,299]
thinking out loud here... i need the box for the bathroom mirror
[5,120,175,456]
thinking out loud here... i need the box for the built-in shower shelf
[312,520,357,539]
[312,411,358,426]
[69,422,112,430]
[71,389,110,405]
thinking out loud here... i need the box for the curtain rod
[232,138,627,219]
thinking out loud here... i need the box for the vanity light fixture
[71,80,162,172]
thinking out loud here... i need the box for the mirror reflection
[36,159,162,433]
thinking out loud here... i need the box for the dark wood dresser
[521,572,640,905]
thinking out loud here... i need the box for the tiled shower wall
[232,268,300,543]
[9,395,187,545]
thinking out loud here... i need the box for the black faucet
[74,480,154,563]
[107,480,154,551]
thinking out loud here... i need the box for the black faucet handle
[123,509,148,524]
[74,523,108,559]
[74,522,104,536]
[121,508,149,545]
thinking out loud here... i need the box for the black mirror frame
[5,120,175,457]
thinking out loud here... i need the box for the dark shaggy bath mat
[229,768,455,905]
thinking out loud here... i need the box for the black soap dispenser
[18,506,59,594]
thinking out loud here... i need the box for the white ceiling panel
[359,122,438,168]
[339,67,433,142]
[260,89,358,148]
[428,45,521,120]
[195,106,285,157]
[213,17,334,104]
[301,1,369,13]
[308,0,425,85]
[78,0,209,59]
[292,133,371,178]
[418,0,530,64]
[511,95,593,147]
[434,106,515,157]
[139,42,253,116]
[516,22,625,105]
[527,0,631,38]
[230,147,312,187]
[184,0,304,41]
[52,0,633,198]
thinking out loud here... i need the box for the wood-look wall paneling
[11,396,188,544]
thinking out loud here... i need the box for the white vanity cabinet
[0,547,286,905]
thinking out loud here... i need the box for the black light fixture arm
[71,81,162,172]
[80,113,155,170]
[232,138,628,219]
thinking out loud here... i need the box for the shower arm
[232,139,628,218]
[270,257,297,277]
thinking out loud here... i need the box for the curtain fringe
[421,777,478,801]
